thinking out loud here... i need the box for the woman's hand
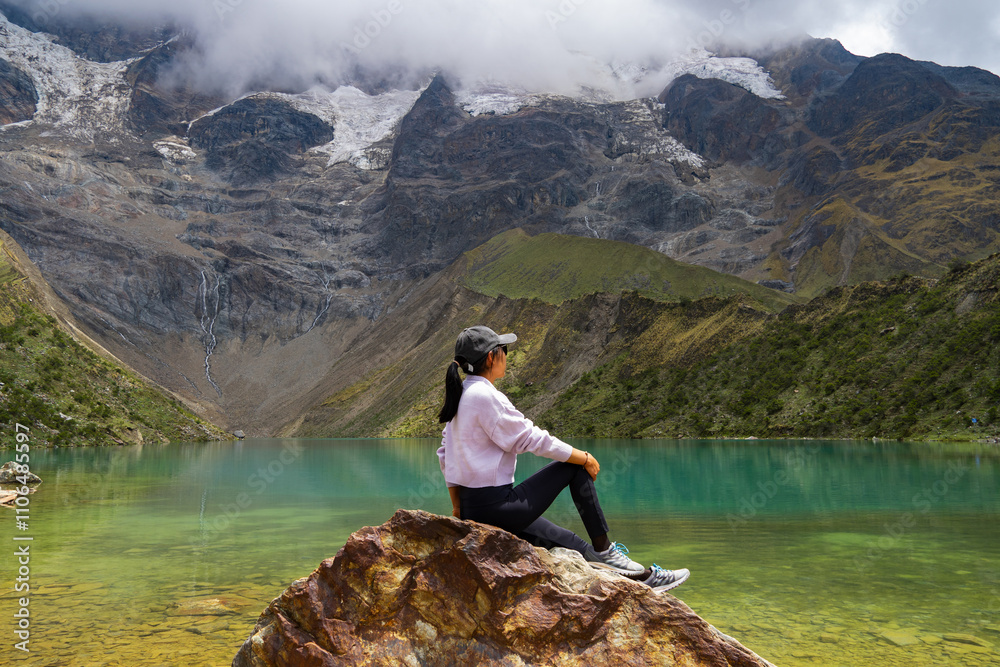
[570,448,600,480]
[449,485,462,519]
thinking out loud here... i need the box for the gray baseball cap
[455,325,516,367]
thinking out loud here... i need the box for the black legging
[459,460,610,554]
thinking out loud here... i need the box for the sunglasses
[496,344,508,355]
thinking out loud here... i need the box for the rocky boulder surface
[0,461,41,484]
[233,509,775,667]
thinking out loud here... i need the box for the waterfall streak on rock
[198,271,222,397]
[101,317,136,347]
[305,270,333,334]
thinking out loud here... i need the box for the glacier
[0,13,779,169]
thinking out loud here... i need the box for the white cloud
[4,0,999,97]
[808,1,901,59]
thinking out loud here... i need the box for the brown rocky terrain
[233,509,776,667]
[662,40,1000,295]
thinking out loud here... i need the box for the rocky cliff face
[188,96,335,185]
[233,510,775,667]
[0,57,36,124]
[661,74,785,165]
[124,35,226,138]
[1,10,998,435]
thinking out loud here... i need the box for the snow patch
[186,102,235,130]
[451,50,783,119]
[457,91,535,117]
[455,82,543,117]
[612,100,706,168]
[572,51,784,101]
[0,15,135,141]
[154,137,197,162]
[277,86,422,169]
[0,120,32,132]
[653,50,785,100]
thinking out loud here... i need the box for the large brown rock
[233,509,775,667]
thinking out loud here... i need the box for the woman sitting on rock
[437,325,689,592]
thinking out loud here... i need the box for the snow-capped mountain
[0,11,781,162]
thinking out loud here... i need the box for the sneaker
[643,564,690,592]
[585,542,645,574]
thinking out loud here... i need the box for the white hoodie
[437,375,573,488]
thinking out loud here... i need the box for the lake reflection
[2,439,999,666]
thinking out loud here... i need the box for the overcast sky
[11,0,1000,95]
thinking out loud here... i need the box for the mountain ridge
[539,253,1000,441]
[453,228,800,310]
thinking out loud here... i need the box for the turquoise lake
[1,438,999,666]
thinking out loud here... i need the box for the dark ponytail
[438,361,465,423]
[437,352,493,423]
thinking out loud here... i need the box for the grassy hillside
[539,256,1000,441]
[455,229,801,312]
[295,291,779,440]
[300,233,1000,443]
[292,232,801,439]
[0,234,229,447]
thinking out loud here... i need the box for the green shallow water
[2,439,999,666]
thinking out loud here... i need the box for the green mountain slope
[540,255,1000,441]
[296,230,1000,443]
[0,232,229,446]
[290,232,800,439]
[455,229,801,312]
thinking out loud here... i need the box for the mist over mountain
[5,0,999,98]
